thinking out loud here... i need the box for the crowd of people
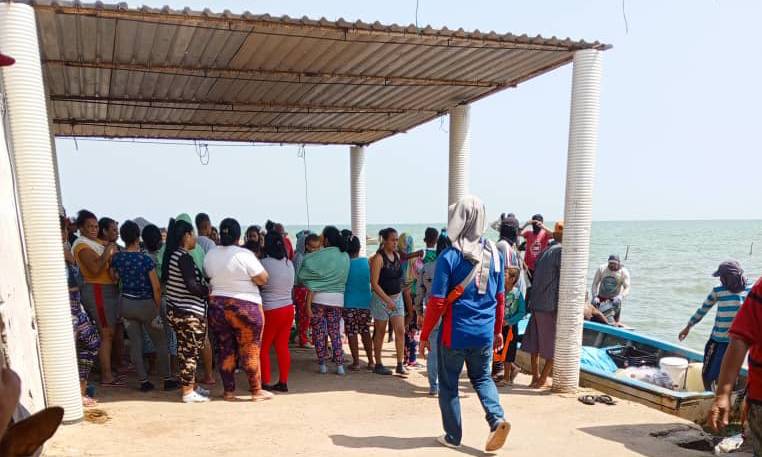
[59,203,631,403]
[56,196,762,453]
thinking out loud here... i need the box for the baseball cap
[712,260,742,277]
[608,255,621,264]
[532,214,544,222]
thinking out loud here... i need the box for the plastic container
[660,357,689,389]
[685,362,705,392]
[606,346,659,368]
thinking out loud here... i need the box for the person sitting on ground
[260,231,295,393]
[61,216,100,407]
[419,195,510,452]
[111,220,177,392]
[298,227,351,375]
[71,210,121,387]
[519,214,553,279]
[370,228,408,375]
[708,276,762,456]
[679,260,750,390]
[522,221,563,389]
[342,233,374,371]
[204,218,272,402]
[194,212,216,254]
[162,218,211,403]
[590,255,631,326]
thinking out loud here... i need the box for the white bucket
[660,357,689,390]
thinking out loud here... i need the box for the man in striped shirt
[709,276,762,456]
[679,260,750,390]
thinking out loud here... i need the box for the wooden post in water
[625,244,630,261]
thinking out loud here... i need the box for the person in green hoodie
[297,226,350,375]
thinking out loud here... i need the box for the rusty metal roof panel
[22,0,610,144]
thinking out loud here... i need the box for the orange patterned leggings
[208,296,264,394]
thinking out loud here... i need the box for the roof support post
[448,104,470,207]
[0,2,83,422]
[553,49,602,393]
[350,145,367,256]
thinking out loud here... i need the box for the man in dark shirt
[522,222,563,389]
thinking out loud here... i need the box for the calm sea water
[287,220,762,352]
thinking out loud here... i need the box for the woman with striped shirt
[161,218,211,403]
[679,260,751,390]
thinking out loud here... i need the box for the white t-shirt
[204,245,265,304]
[260,257,295,311]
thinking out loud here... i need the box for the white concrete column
[350,145,367,256]
[553,49,603,393]
[448,104,470,206]
[0,2,83,422]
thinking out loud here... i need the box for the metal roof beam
[45,60,504,88]
[49,95,439,114]
[53,119,398,134]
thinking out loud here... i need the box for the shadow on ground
[579,423,723,457]
[330,434,487,456]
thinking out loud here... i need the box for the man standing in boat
[590,255,631,326]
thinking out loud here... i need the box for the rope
[297,145,311,229]
[195,141,210,165]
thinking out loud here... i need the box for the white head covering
[447,195,486,263]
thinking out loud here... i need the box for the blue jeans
[438,342,505,445]
[427,325,440,393]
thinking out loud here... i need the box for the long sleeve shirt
[688,284,751,343]
[420,246,504,350]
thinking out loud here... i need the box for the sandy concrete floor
[45,345,739,456]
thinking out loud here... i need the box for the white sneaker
[437,435,461,449]
[182,391,211,403]
[485,419,511,452]
[195,385,210,397]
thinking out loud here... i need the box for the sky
[55,0,762,227]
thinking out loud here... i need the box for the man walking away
[420,196,510,452]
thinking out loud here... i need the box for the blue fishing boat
[516,320,747,423]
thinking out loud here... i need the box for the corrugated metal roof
[23,0,610,144]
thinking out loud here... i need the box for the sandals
[595,394,617,405]
[578,394,617,406]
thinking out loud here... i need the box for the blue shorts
[702,338,728,390]
[370,293,404,321]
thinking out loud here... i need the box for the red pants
[261,305,295,385]
[293,286,311,345]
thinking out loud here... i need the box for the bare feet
[349,363,361,371]
[529,378,552,389]
[200,377,216,385]
[222,392,237,402]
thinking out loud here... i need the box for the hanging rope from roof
[297,144,311,229]
[194,140,210,165]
